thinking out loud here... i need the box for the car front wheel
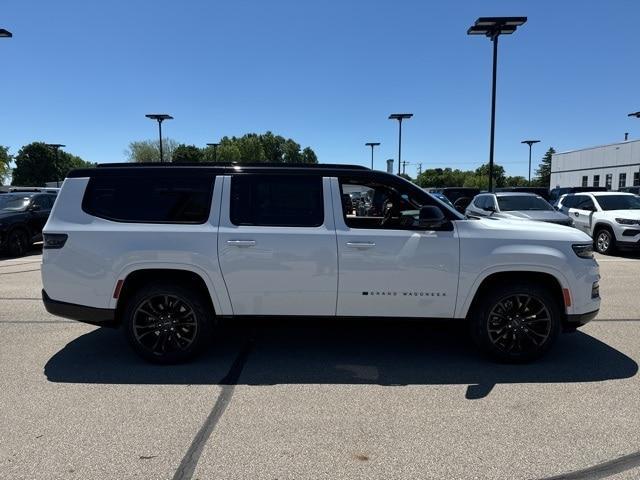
[594,228,615,255]
[123,282,212,364]
[470,282,561,363]
[7,229,30,257]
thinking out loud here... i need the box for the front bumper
[42,289,118,327]
[616,239,640,251]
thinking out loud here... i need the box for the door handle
[226,240,256,247]
[346,241,375,249]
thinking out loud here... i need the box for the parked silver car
[466,192,573,226]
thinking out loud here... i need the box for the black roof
[68,162,372,178]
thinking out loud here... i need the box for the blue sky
[2,0,639,178]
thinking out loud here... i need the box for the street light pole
[388,113,413,175]
[45,144,65,187]
[145,114,173,162]
[365,142,380,169]
[521,140,540,185]
[206,143,220,162]
[628,112,640,186]
[468,17,527,191]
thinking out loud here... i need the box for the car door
[27,194,52,241]
[331,176,459,318]
[568,195,595,234]
[217,173,338,316]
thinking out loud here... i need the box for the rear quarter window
[82,174,215,224]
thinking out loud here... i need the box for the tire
[123,282,213,364]
[470,282,561,363]
[594,227,615,255]
[6,228,30,257]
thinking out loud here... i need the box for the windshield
[497,195,553,211]
[596,194,640,211]
[0,195,32,212]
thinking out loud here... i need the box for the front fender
[455,244,572,319]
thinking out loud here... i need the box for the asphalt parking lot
[1,248,640,480]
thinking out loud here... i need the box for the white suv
[557,191,640,255]
[42,164,600,363]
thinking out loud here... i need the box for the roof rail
[96,162,369,170]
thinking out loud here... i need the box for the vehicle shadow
[44,319,638,399]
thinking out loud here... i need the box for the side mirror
[418,206,447,229]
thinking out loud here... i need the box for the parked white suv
[557,192,640,255]
[42,164,600,363]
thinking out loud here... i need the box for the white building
[551,139,640,190]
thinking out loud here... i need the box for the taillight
[43,233,68,249]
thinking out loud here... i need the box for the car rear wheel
[594,228,615,255]
[7,229,30,257]
[123,282,212,364]
[470,282,561,363]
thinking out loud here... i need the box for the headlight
[572,243,594,259]
[615,218,640,225]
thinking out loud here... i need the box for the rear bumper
[42,290,118,327]
[565,309,599,328]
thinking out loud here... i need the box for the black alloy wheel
[471,282,561,362]
[124,283,212,363]
[7,229,29,257]
[486,294,552,356]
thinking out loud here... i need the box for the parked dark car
[619,186,640,195]
[495,186,551,201]
[436,187,481,213]
[0,192,57,256]
[549,186,607,207]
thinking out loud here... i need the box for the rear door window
[82,174,215,224]
[573,195,595,211]
[230,174,324,227]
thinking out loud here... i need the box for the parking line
[172,338,254,480]
[0,268,41,275]
[540,450,640,479]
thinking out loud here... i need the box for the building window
[605,174,612,190]
[619,173,626,188]
[593,175,600,187]
[634,171,640,187]
[581,176,588,187]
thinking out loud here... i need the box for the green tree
[261,132,285,162]
[237,134,266,162]
[126,138,178,162]
[12,142,94,186]
[504,175,529,187]
[301,147,318,164]
[216,137,242,163]
[0,146,12,184]
[172,144,204,163]
[534,147,555,188]
[206,132,317,164]
[474,163,506,188]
